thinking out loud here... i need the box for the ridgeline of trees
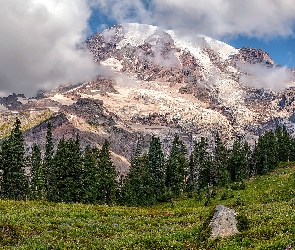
[0,118,295,206]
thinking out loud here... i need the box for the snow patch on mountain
[204,36,239,60]
[166,30,213,71]
[49,94,75,106]
[117,23,158,48]
[101,58,123,72]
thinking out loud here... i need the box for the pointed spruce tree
[227,137,251,183]
[0,117,28,200]
[29,143,45,200]
[81,145,100,204]
[51,136,84,203]
[213,132,230,187]
[147,135,168,201]
[97,140,118,205]
[186,137,212,196]
[120,149,156,206]
[253,130,278,175]
[165,135,187,197]
[44,122,54,200]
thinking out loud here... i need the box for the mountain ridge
[1,23,295,172]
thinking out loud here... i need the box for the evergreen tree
[252,131,278,175]
[44,122,54,200]
[50,138,67,202]
[51,137,84,203]
[213,132,230,187]
[120,151,156,206]
[186,137,212,195]
[29,144,45,200]
[81,145,100,204]
[97,140,118,205]
[289,137,295,162]
[276,126,291,162]
[0,118,28,200]
[165,135,187,197]
[147,136,167,201]
[228,138,251,182]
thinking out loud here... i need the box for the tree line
[0,118,294,206]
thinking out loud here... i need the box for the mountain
[1,23,295,173]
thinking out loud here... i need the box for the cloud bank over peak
[0,0,100,97]
[91,0,295,38]
[1,0,295,96]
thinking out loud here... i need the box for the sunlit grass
[1,165,295,249]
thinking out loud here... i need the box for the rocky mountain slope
[1,23,295,173]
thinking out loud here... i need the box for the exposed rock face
[0,93,26,110]
[209,205,239,239]
[1,23,295,173]
[230,47,275,67]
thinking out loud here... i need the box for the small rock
[209,205,239,238]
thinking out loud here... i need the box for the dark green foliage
[0,118,28,200]
[213,132,230,187]
[289,138,295,161]
[220,188,234,200]
[51,137,84,203]
[121,153,156,206]
[276,125,292,162]
[81,145,100,204]
[186,137,212,195]
[252,131,278,175]
[147,136,168,201]
[231,181,246,190]
[44,122,54,200]
[97,140,118,205]
[165,135,187,197]
[29,144,46,200]
[236,214,250,231]
[228,138,251,182]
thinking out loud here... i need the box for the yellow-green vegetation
[0,110,53,139]
[1,165,295,249]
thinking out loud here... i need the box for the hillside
[1,163,295,249]
[1,23,295,171]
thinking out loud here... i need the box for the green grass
[1,165,295,249]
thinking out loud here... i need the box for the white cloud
[90,0,295,38]
[0,0,100,97]
[238,62,295,90]
[1,0,295,97]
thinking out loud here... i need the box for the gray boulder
[209,205,239,238]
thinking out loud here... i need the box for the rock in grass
[209,205,239,238]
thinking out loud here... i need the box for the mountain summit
[1,23,295,172]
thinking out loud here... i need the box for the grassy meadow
[1,164,295,249]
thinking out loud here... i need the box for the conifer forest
[1,117,295,206]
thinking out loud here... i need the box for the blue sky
[226,36,295,68]
[88,0,295,68]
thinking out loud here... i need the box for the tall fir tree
[186,137,212,195]
[97,140,118,205]
[275,125,291,162]
[213,132,230,187]
[29,144,45,200]
[252,130,278,175]
[0,118,28,200]
[44,122,54,200]
[81,145,100,204]
[51,137,84,203]
[147,135,168,201]
[120,150,156,206]
[165,135,187,197]
[227,138,251,182]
